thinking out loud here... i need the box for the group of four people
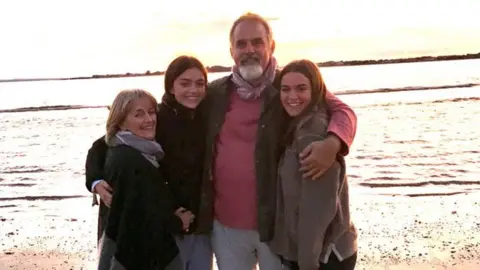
[85,12,358,270]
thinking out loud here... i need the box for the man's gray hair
[229,12,274,44]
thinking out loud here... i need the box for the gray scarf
[231,56,278,100]
[110,130,164,168]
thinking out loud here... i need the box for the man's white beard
[239,64,264,81]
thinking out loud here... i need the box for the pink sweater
[325,91,357,155]
[213,89,357,230]
[213,91,262,229]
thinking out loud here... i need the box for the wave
[359,180,480,188]
[358,96,480,109]
[0,105,107,113]
[0,183,36,187]
[0,167,49,174]
[335,83,480,96]
[379,191,468,197]
[0,204,16,208]
[0,195,88,202]
[1,83,478,113]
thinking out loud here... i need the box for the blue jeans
[175,234,213,270]
[212,220,282,270]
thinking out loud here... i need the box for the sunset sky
[0,0,479,79]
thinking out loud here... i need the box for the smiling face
[120,96,157,140]
[170,67,206,109]
[230,19,275,81]
[280,72,313,117]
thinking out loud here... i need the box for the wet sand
[1,191,479,270]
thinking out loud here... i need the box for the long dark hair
[276,59,329,146]
[162,55,208,104]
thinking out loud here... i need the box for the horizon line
[1,51,479,83]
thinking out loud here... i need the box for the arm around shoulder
[324,91,357,155]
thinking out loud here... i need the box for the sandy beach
[1,0,480,266]
[1,191,479,270]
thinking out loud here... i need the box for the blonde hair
[105,89,158,145]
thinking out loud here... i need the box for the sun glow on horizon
[0,0,479,79]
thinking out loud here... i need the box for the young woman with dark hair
[269,60,358,270]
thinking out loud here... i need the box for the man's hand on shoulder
[299,134,341,180]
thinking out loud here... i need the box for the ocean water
[0,59,478,219]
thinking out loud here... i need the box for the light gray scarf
[91,131,164,206]
[231,56,278,100]
[110,130,164,168]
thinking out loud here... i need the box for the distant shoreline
[1,52,479,83]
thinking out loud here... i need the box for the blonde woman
[97,89,192,270]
